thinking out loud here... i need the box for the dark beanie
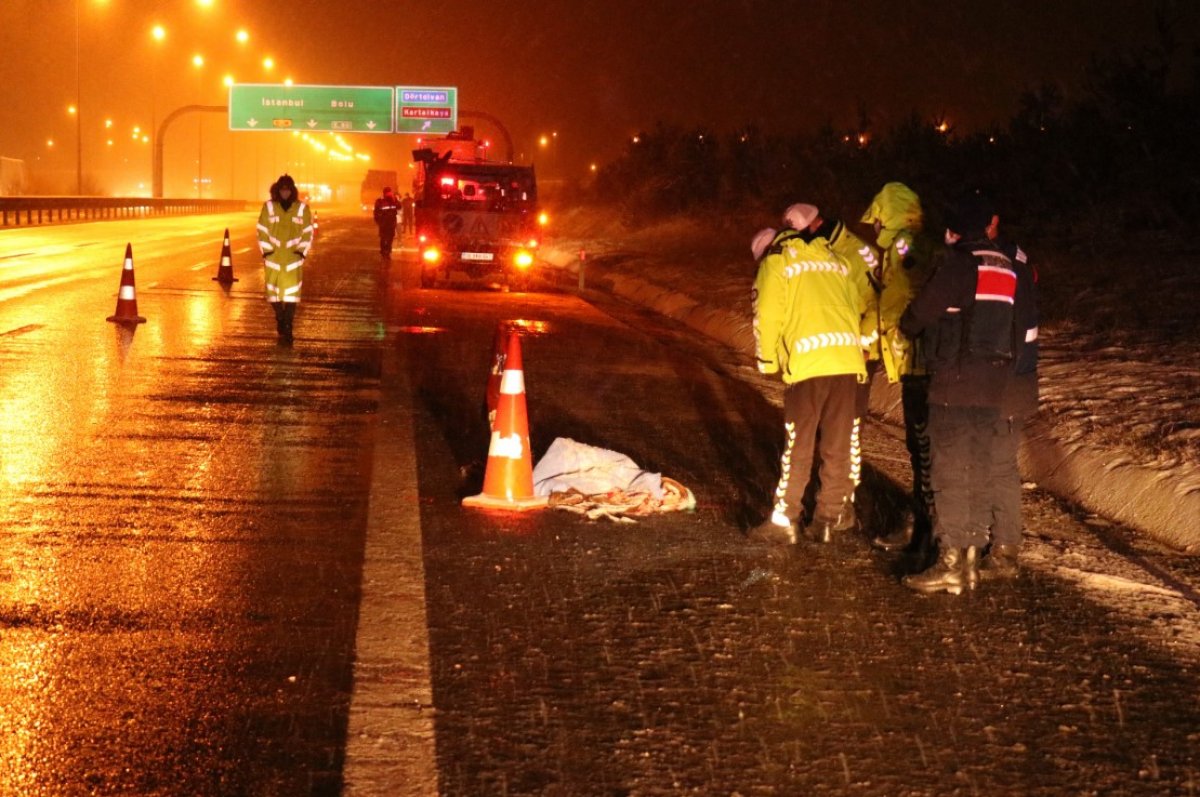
[945,191,995,236]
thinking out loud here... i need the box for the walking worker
[859,182,938,552]
[747,203,870,546]
[373,186,401,257]
[897,190,1033,595]
[256,174,313,344]
[400,192,416,236]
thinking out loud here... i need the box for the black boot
[271,303,286,340]
[979,544,1020,581]
[903,544,973,595]
[747,517,797,545]
[805,501,857,544]
[872,509,914,551]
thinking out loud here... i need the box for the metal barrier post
[578,248,586,292]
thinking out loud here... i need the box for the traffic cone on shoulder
[212,228,238,284]
[463,331,548,511]
[485,322,510,429]
[106,243,146,325]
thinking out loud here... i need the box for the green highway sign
[228,84,394,133]
[396,86,458,135]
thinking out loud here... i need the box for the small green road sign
[396,86,458,135]
[228,84,394,133]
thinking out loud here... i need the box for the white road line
[190,262,209,271]
[343,354,438,796]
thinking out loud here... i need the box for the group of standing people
[374,187,416,258]
[749,183,1039,597]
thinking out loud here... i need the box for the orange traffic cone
[212,228,238,284]
[106,243,146,325]
[463,332,548,511]
[485,322,510,429]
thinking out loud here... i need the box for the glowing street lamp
[262,56,274,72]
[193,54,205,198]
[235,29,249,44]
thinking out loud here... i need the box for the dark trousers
[988,414,1024,546]
[772,374,858,524]
[271,302,297,336]
[378,223,396,256]
[902,375,934,524]
[929,403,1000,548]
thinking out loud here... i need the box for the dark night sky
[1,0,1195,195]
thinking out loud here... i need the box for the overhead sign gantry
[227,84,459,135]
[227,84,395,133]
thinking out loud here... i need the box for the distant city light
[235,29,249,44]
[151,24,166,42]
[262,56,275,71]
[67,105,77,115]
[192,54,204,68]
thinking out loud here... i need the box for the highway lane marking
[343,352,438,796]
[0,324,43,338]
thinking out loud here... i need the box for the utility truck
[412,128,543,290]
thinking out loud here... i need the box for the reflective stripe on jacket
[257,200,313,303]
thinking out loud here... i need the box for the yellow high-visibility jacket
[860,183,934,380]
[753,231,868,385]
[826,221,880,358]
[256,200,313,303]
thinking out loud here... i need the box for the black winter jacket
[900,237,1026,408]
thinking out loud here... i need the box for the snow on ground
[539,205,1200,550]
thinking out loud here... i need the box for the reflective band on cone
[213,228,239,283]
[463,331,547,511]
[106,243,146,325]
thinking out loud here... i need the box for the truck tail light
[422,247,441,264]
[514,250,534,269]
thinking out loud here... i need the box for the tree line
[589,30,1199,249]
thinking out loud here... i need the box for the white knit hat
[751,227,777,260]
[782,203,819,231]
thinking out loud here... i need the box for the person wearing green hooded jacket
[747,204,869,546]
[860,182,937,552]
[256,174,314,344]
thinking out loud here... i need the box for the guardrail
[0,197,249,228]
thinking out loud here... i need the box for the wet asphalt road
[2,212,1200,795]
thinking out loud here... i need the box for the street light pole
[193,54,204,199]
[74,0,82,195]
[150,25,165,193]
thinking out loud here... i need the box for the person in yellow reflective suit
[860,182,937,552]
[792,207,880,500]
[747,204,869,546]
[256,174,313,344]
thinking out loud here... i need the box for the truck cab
[412,130,542,290]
